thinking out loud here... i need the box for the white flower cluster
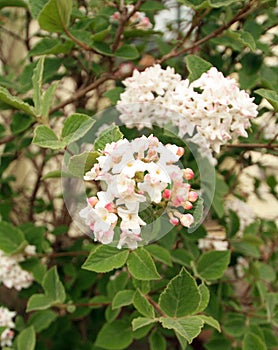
[0,246,35,291]
[0,306,16,348]
[117,65,258,153]
[225,196,256,236]
[80,135,198,249]
[110,5,152,30]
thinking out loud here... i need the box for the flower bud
[162,189,171,200]
[180,214,194,227]
[183,201,193,210]
[188,191,198,202]
[170,217,179,226]
[88,196,98,207]
[183,168,194,180]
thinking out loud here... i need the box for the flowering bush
[0,0,277,350]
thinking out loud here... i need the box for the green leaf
[115,45,140,60]
[38,0,72,33]
[43,266,66,303]
[0,87,36,116]
[179,0,208,10]
[145,244,172,266]
[91,41,113,56]
[185,55,212,82]
[103,87,124,105]
[28,0,49,18]
[32,125,65,149]
[209,0,244,7]
[198,315,221,332]
[67,151,99,177]
[94,125,123,151]
[127,247,161,280]
[0,0,27,8]
[27,310,57,332]
[196,283,210,312]
[133,289,155,318]
[160,316,204,344]
[159,268,200,317]
[95,320,133,350]
[171,248,193,267]
[112,290,135,309]
[62,113,95,144]
[40,82,59,119]
[189,196,204,232]
[29,38,73,56]
[82,245,129,273]
[32,56,45,115]
[11,113,34,135]
[255,89,278,111]
[140,1,166,11]
[197,250,231,280]
[212,175,229,218]
[0,221,27,254]
[243,332,267,350]
[149,329,166,350]
[17,326,36,350]
[132,317,156,331]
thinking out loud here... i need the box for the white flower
[118,207,146,233]
[0,306,16,348]
[138,174,168,203]
[117,230,142,250]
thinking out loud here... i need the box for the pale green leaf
[17,326,36,350]
[255,89,278,111]
[198,315,221,332]
[94,125,123,151]
[160,316,204,344]
[133,289,155,318]
[40,82,59,118]
[197,250,231,280]
[38,0,72,33]
[127,247,161,280]
[132,317,156,331]
[62,113,95,144]
[196,283,210,312]
[27,294,53,312]
[32,56,45,115]
[159,268,200,317]
[112,290,135,309]
[67,151,99,177]
[0,87,36,117]
[82,245,129,273]
[32,125,65,149]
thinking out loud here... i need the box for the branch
[225,143,278,150]
[157,1,256,64]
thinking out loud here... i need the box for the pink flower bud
[180,214,194,228]
[177,147,184,157]
[188,191,198,202]
[170,217,179,226]
[183,168,194,180]
[105,202,114,212]
[183,201,193,210]
[163,189,171,200]
[88,196,98,207]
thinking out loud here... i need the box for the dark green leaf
[197,250,231,280]
[38,0,72,33]
[0,221,27,254]
[185,55,212,82]
[127,247,161,280]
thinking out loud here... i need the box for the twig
[157,1,256,64]
[225,143,278,150]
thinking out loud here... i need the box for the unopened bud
[183,201,193,210]
[163,189,171,200]
[180,214,194,228]
[188,191,198,203]
[183,168,194,180]
[88,196,98,207]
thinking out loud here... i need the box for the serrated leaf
[94,125,123,151]
[198,315,221,332]
[132,317,156,331]
[38,0,72,33]
[185,55,212,82]
[40,82,59,118]
[32,125,65,149]
[67,151,99,177]
[27,310,57,332]
[197,250,231,280]
[160,316,204,344]
[145,244,172,266]
[255,89,278,111]
[115,44,139,60]
[32,56,45,115]
[0,221,27,254]
[112,290,135,309]
[127,247,161,280]
[17,326,36,350]
[196,283,210,312]
[159,268,200,317]
[95,320,133,350]
[82,245,129,273]
[243,332,267,350]
[0,87,36,116]
[62,113,95,144]
[133,289,155,318]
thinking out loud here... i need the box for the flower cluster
[0,306,16,347]
[117,65,258,153]
[0,246,35,291]
[110,5,152,30]
[80,135,198,249]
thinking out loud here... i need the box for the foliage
[0,0,277,349]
